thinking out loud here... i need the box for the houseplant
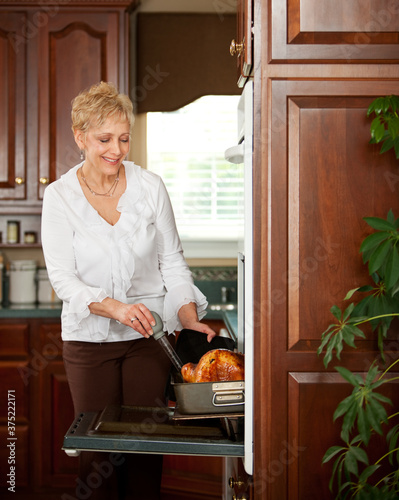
[318,95,399,499]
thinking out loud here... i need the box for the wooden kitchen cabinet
[0,12,28,202]
[0,318,77,498]
[251,1,399,499]
[0,320,32,492]
[36,322,78,490]
[36,8,131,200]
[231,0,253,87]
[0,0,136,213]
[225,456,253,499]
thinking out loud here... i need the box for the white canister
[37,268,61,305]
[9,260,37,304]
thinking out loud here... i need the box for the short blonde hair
[71,81,134,134]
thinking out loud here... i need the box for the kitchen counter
[0,303,62,318]
[0,304,238,324]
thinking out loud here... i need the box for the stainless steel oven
[62,81,254,490]
[225,80,254,476]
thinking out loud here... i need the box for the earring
[80,150,85,161]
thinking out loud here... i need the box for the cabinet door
[0,12,27,200]
[224,457,252,499]
[38,323,78,488]
[233,0,253,87]
[37,11,124,198]
[0,322,30,490]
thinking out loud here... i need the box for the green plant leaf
[369,377,385,390]
[317,328,334,356]
[370,116,385,142]
[324,335,337,368]
[341,401,358,442]
[364,362,379,385]
[365,401,383,436]
[342,303,355,322]
[387,424,399,466]
[341,327,356,348]
[322,445,346,464]
[370,392,392,406]
[334,395,355,421]
[358,464,380,483]
[335,331,344,360]
[344,286,374,300]
[357,407,371,445]
[368,240,393,274]
[331,304,342,320]
[336,366,362,387]
[363,216,397,232]
[394,136,399,159]
[360,231,391,254]
[329,453,345,494]
[352,295,373,317]
[347,324,366,338]
[367,97,384,116]
[387,209,396,225]
[349,445,369,465]
[388,117,399,139]
[389,95,399,112]
[385,247,399,291]
[344,450,359,477]
[380,135,394,154]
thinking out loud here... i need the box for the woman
[41,81,216,499]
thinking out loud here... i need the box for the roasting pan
[169,329,245,416]
[172,378,245,415]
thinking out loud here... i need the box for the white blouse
[41,161,208,342]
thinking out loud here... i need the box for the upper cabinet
[37,11,127,200]
[0,12,27,202]
[231,0,253,87]
[0,0,137,214]
[272,0,399,62]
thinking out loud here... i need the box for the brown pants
[63,337,172,500]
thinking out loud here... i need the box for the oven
[225,80,254,476]
[62,81,254,493]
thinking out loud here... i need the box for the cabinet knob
[230,39,244,56]
[15,177,25,185]
[39,177,49,185]
[229,476,245,488]
[232,495,247,500]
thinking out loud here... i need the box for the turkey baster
[151,311,184,373]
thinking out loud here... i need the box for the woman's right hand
[119,302,156,338]
[88,298,156,338]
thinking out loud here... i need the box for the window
[146,95,243,249]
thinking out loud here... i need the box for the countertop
[0,304,238,339]
[0,303,63,318]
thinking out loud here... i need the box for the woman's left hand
[178,302,217,342]
[183,320,217,343]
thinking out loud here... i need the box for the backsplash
[191,266,238,304]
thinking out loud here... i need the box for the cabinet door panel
[38,12,120,197]
[40,361,78,487]
[0,323,29,358]
[0,362,29,421]
[288,372,399,499]
[272,0,399,61]
[254,78,399,499]
[0,12,27,200]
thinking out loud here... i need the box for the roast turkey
[181,349,244,383]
